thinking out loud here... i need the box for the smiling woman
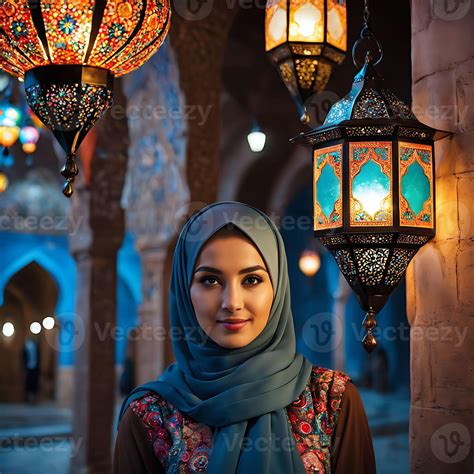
[113,201,376,474]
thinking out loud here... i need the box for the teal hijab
[118,201,313,474]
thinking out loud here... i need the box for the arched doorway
[0,262,58,402]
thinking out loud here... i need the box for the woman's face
[190,231,274,349]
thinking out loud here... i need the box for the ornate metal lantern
[292,5,449,352]
[265,0,347,122]
[0,0,171,197]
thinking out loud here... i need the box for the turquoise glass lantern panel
[399,142,434,228]
[349,142,393,226]
[313,144,342,231]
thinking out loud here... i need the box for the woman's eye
[244,275,262,285]
[200,276,219,286]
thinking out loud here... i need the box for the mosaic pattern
[349,142,393,227]
[295,58,318,90]
[353,248,390,285]
[278,60,298,97]
[399,142,433,228]
[332,249,357,284]
[0,0,171,78]
[323,86,359,125]
[380,89,416,120]
[345,125,394,137]
[397,233,431,245]
[313,60,332,92]
[398,127,431,140]
[25,83,113,134]
[314,144,342,231]
[307,128,341,145]
[291,44,322,56]
[322,46,345,64]
[384,248,416,286]
[348,234,393,244]
[353,89,390,119]
[318,235,346,246]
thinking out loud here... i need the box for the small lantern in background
[292,0,449,352]
[247,122,267,152]
[265,0,347,122]
[0,171,9,193]
[19,124,40,154]
[299,249,321,277]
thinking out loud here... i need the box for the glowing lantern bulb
[299,250,321,277]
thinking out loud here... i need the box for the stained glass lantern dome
[265,0,347,122]
[292,57,449,352]
[0,0,171,197]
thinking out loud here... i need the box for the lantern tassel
[60,153,79,198]
[362,308,377,353]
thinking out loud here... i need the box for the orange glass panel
[265,0,288,51]
[104,0,170,75]
[41,0,95,64]
[289,0,324,44]
[0,1,49,67]
[88,0,144,67]
[327,0,346,51]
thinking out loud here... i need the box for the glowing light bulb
[42,316,55,330]
[247,126,266,153]
[2,322,14,337]
[294,3,322,38]
[30,322,41,334]
[299,250,321,277]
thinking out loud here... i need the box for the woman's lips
[218,319,250,331]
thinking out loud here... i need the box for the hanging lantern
[299,249,321,277]
[20,124,40,154]
[292,1,449,353]
[0,0,171,197]
[265,0,347,122]
[0,171,8,192]
[0,102,21,155]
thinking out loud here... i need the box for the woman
[113,201,376,474]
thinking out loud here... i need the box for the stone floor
[0,389,410,473]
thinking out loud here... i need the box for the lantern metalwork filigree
[265,0,347,122]
[292,2,449,352]
[0,0,171,197]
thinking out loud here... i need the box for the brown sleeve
[113,408,165,474]
[330,381,377,474]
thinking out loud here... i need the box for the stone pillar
[69,81,129,474]
[408,2,474,472]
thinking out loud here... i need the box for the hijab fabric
[118,201,313,474]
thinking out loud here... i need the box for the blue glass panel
[317,163,340,218]
[402,160,430,215]
[352,159,390,217]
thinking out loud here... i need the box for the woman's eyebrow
[194,265,268,275]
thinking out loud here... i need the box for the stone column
[408,2,474,472]
[69,81,129,474]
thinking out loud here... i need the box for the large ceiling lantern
[265,0,347,122]
[0,0,171,197]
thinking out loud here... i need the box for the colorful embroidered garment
[128,366,350,474]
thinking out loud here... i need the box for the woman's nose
[221,282,244,312]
